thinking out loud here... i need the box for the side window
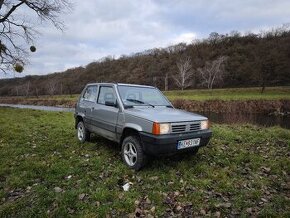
[97,86,116,105]
[83,86,98,101]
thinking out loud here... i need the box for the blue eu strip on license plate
[177,138,200,150]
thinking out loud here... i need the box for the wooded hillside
[0,27,290,96]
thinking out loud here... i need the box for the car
[74,83,212,170]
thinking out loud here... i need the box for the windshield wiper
[126,99,155,108]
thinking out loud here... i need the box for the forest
[0,26,289,96]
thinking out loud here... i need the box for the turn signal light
[152,122,160,135]
[152,122,170,135]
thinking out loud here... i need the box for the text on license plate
[177,138,200,149]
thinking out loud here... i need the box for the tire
[121,135,147,171]
[77,121,90,143]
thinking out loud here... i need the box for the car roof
[85,83,155,88]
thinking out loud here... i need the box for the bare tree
[0,0,71,74]
[34,87,39,98]
[59,82,63,95]
[166,43,187,54]
[23,81,30,96]
[152,76,157,87]
[198,56,228,90]
[11,85,19,96]
[173,56,192,90]
[47,80,57,96]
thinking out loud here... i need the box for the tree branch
[0,0,26,23]
[0,0,4,10]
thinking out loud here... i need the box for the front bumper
[139,129,212,156]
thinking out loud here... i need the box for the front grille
[190,123,200,131]
[171,124,186,133]
[171,122,201,133]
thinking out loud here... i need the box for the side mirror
[105,100,118,107]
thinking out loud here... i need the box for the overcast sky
[5,0,290,78]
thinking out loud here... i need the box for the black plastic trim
[139,129,212,155]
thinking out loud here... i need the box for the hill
[0,27,290,96]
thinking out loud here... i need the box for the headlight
[160,123,170,134]
[152,122,170,135]
[200,120,209,130]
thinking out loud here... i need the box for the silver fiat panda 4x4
[75,83,212,170]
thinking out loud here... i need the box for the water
[0,104,289,129]
[198,111,290,129]
[0,104,74,112]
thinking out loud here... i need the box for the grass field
[0,108,289,217]
[164,86,290,101]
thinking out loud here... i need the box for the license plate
[177,138,200,150]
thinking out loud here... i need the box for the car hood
[124,106,207,123]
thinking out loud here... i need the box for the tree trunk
[164,74,168,91]
[261,82,266,94]
[35,88,39,98]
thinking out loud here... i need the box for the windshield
[118,85,171,107]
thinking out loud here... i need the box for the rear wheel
[122,136,147,171]
[77,121,90,143]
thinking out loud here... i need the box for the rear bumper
[139,129,212,156]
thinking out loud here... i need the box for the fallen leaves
[149,176,159,181]
[132,196,155,217]
[163,192,193,217]
[5,188,25,202]
[246,207,253,213]
[54,187,63,193]
[214,202,232,208]
[78,193,86,201]
[261,167,271,174]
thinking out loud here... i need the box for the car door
[79,85,99,131]
[91,85,119,141]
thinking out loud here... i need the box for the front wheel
[77,121,90,143]
[121,136,147,171]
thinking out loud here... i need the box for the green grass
[0,108,289,217]
[165,86,290,101]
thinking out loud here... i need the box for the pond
[0,104,289,129]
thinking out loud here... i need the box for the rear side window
[97,86,116,105]
[83,86,98,102]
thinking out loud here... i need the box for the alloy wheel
[123,142,137,166]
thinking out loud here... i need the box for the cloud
[3,0,289,78]
[172,33,197,44]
